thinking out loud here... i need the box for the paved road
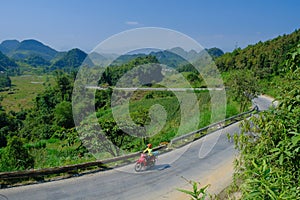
[1,96,273,200]
[252,95,275,111]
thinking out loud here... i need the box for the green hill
[10,39,58,61]
[215,29,300,78]
[206,47,224,59]
[51,48,87,71]
[0,39,92,73]
[0,40,20,54]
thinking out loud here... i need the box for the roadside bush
[0,136,34,172]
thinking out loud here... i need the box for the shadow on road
[134,164,171,173]
[151,164,171,171]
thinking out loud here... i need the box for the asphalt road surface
[1,96,273,200]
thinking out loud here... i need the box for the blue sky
[0,0,299,52]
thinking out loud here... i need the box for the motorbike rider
[143,143,153,163]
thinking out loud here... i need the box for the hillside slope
[215,29,300,77]
[51,48,87,71]
[0,51,18,71]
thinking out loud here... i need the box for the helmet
[147,143,152,148]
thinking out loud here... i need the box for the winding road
[1,96,273,200]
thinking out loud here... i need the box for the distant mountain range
[1,28,299,84]
[0,39,57,61]
[93,47,224,68]
[0,39,88,73]
[0,38,224,73]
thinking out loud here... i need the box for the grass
[0,75,54,112]
[29,138,95,169]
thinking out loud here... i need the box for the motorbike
[134,151,158,172]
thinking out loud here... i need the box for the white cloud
[125,21,139,25]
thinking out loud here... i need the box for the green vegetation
[23,55,51,67]
[0,75,53,111]
[0,136,34,171]
[0,40,20,54]
[0,39,89,75]
[230,46,300,199]
[227,69,260,112]
[0,71,91,171]
[0,50,18,73]
[51,48,87,71]
[8,39,58,61]
[216,29,300,97]
[206,47,224,59]
[177,177,210,200]
[92,89,223,155]
[0,73,11,89]
[100,55,159,86]
[215,29,300,75]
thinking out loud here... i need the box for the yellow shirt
[143,147,153,156]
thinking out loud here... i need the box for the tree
[0,110,9,147]
[20,71,75,140]
[54,101,74,129]
[0,136,34,171]
[99,56,159,86]
[99,118,132,156]
[79,117,122,157]
[0,97,23,148]
[95,87,112,110]
[54,71,73,102]
[227,69,260,112]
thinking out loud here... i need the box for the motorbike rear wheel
[135,162,143,172]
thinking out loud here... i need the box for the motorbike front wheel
[135,162,143,172]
